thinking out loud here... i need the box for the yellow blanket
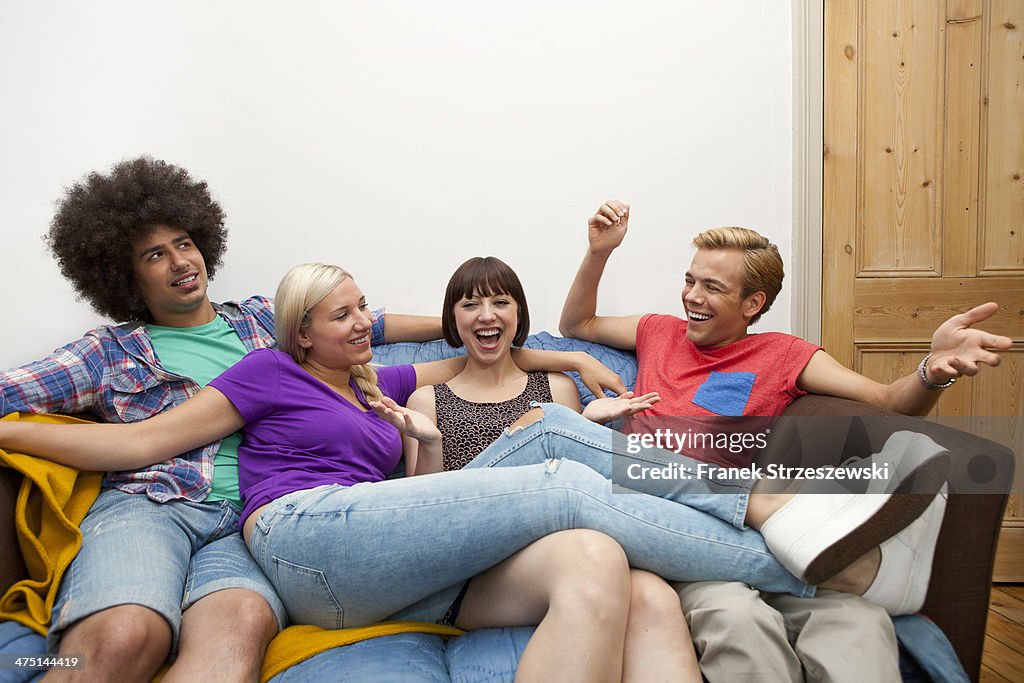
[0,413,102,635]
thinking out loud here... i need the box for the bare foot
[745,492,795,530]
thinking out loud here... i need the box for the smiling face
[453,291,520,363]
[681,248,766,348]
[441,256,530,350]
[131,224,214,327]
[298,278,374,370]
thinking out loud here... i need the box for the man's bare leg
[43,605,171,683]
[164,589,278,683]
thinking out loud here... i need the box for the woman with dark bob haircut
[47,156,228,322]
[414,256,700,681]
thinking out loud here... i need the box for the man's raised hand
[588,200,630,256]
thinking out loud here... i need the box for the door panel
[824,0,1024,579]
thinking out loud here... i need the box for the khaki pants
[676,581,900,682]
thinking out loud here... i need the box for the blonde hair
[692,227,784,325]
[274,263,383,402]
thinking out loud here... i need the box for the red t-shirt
[627,313,821,466]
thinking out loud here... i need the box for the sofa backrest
[371,332,639,405]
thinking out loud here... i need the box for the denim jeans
[465,402,752,528]
[247,458,809,630]
[49,489,287,651]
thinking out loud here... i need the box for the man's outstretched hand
[582,391,661,424]
[927,302,1013,383]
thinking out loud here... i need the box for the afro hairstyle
[46,156,228,322]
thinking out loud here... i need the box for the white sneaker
[862,486,948,615]
[860,431,952,495]
[761,493,883,583]
[799,430,951,496]
[761,431,950,585]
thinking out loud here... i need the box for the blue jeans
[247,458,810,630]
[49,489,288,650]
[465,402,752,528]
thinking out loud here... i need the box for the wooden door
[823,0,1024,579]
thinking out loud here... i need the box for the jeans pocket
[271,556,346,629]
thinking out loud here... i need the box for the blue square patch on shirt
[691,371,756,417]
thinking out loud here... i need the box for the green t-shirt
[148,316,247,507]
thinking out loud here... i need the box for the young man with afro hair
[0,157,447,681]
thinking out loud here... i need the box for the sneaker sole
[802,450,951,585]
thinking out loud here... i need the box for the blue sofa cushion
[447,627,532,683]
[267,633,448,683]
[0,621,45,683]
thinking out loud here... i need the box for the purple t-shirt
[208,348,417,525]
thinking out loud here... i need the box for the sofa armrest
[0,466,26,597]
[763,394,1014,681]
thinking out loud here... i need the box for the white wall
[0,0,792,369]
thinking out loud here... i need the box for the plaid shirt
[1,296,387,502]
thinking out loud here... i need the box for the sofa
[0,335,1015,681]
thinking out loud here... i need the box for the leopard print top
[434,371,553,471]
